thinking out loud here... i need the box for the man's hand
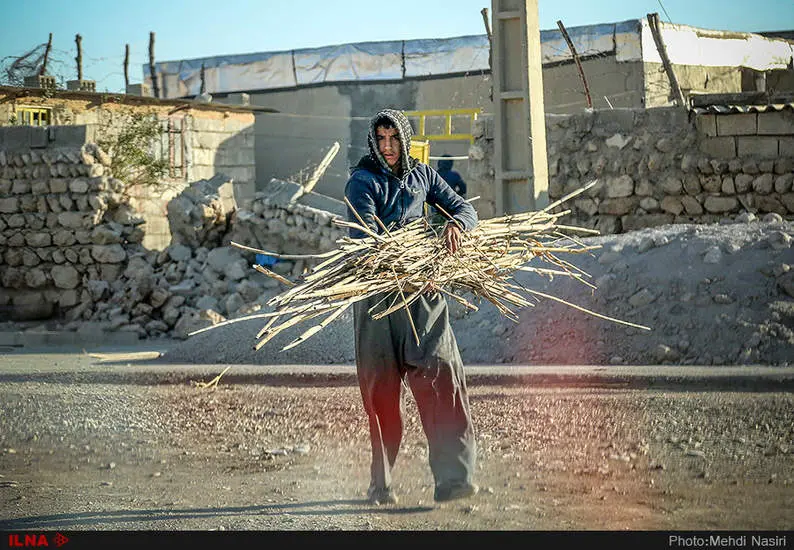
[443,222,463,254]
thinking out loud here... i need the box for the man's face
[376,125,401,171]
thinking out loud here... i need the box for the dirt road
[0,352,792,533]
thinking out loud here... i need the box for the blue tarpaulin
[256,254,278,267]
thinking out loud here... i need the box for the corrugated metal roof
[691,102,794,114]
[689,92,794,114]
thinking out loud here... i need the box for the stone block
[781,193,794,213]
[695,114,717,137]
[192,148,216,165]
[188,165,216,181]
[594,109,636,135]
[681,195,704,215]
[660,196,684,215]
[753,174,775,194]
[126,83,152,97]
[30,127,48,148]
[757,110,794,135]
[703,195,739,213]
[3,126,32,151]
[23,75,56,89]
[0,197,20,213]
[191,131,226,150]
[53,125,95,147]
[598,197,638,216]
[779,137,794,157]
[223,118,254,133]
[737,137,779,159]
[192,117,225,133]
[216,146,255,167]
[716,113,757,136]
[699,137,736,159]
[755,195,786,215]
[66,79,96,92]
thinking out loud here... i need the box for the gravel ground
[158,216,794,368]
[1,378,792,530]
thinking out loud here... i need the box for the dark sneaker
[434,482,479,503]
[367,486,399,505]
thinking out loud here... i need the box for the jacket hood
[437,157,454,172]
[366,108,417,177]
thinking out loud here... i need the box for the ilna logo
[7,534,69,548]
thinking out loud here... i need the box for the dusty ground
[0,376,792,531]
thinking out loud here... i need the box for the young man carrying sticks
[344,108,480,505]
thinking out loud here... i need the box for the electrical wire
[657,0,674,23]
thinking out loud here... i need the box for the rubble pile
[226,178,346,257]
[54,179,348,341]
[59,242,285,340]
[166,174,236,250]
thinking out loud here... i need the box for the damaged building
[0,14,792,342]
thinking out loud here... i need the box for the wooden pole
[481,8,492,43]
[149,31,159,98]
[40,33,53,76]
[303,142,340,194]
[200,63,206,94]
[124,44,130,88]
[75,34,83,80]
[647,13,686,109]
[481,7,493,100]
[556,20,592,109]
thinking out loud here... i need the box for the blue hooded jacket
[344,109,478,239]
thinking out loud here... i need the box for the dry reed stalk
[189,179,650,353]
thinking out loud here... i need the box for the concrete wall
[131,112,255,251]
[243,73,492,201]
[468,106,794,230]
[644,63,746,107]
[232,56,649,204]
[542,57,645,112]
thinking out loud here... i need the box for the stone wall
[0,125,143,321]
[0,123,351,338]
[468,106,794,231]
[0,116,351,335]
[0,90,256,251]
[227,178,347,261]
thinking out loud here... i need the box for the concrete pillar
[491,0,549,214]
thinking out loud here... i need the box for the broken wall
[0,124,143,321]
[0,89,256,251]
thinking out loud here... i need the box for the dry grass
[191,179,649,353]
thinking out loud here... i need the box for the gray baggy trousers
[353,291,476,491]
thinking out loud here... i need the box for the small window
[156,117,187,180]
[17,106,51,126]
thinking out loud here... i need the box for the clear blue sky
[1,0,792,94]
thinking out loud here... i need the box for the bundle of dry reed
[191,179,649,352]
